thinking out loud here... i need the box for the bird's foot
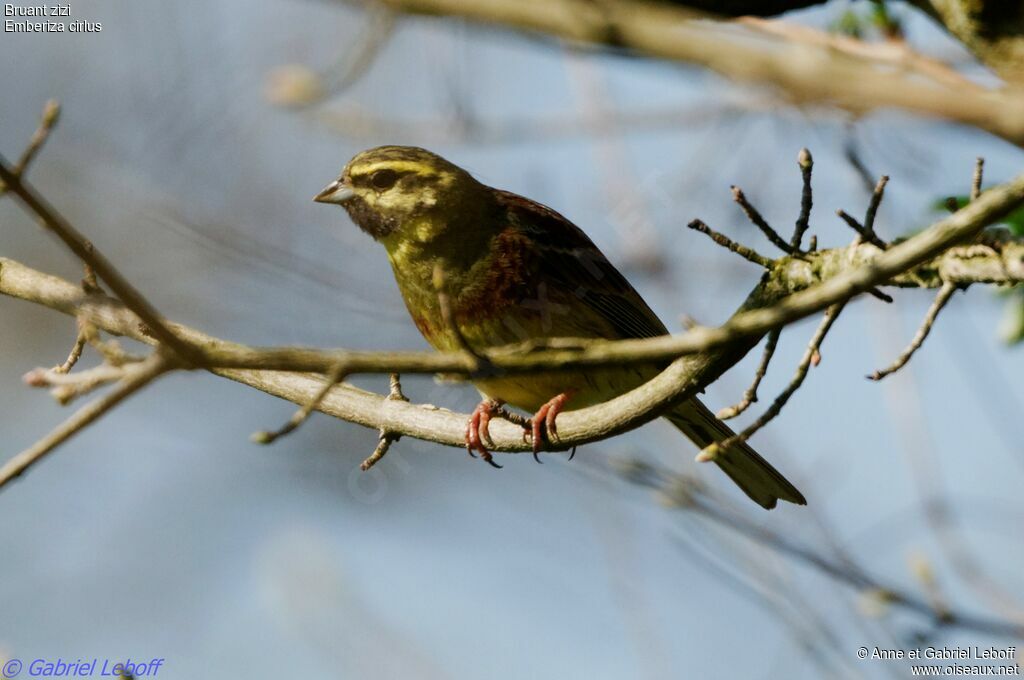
[526,391,575,463]
[465,398,505,468]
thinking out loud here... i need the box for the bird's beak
[314,179,355,204]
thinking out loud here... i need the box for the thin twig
[0,100,61,196]
[863,175,889,246]
[82,263,100,293]
[324,5,397,96]
[361,431,397,471]
[698,304,844,462]
[24,362,129,405]
[5,153,1019,382]
[826,210,893,303]
[360,373,408,470]
[11,100,60,179]
[868,282,958,381]
[52,265,106,374]
[621,460,1024,639]
[251,363,348,444]
[732,186,796,254]
[843,126,879,194]
[388,372,408,402]
[341,0,1024,149]
[835,209,888,250]
[91,338,142,367]
[2,160,1024,459]
[737,17,984,94]
[972,157,985,202]
[0,353,171,489]
[686,219,773,268]
[866,288,894,303]
[718,329,780,420]
[0,155,202,365]
[52,319,88,375]
[791,148,813,251]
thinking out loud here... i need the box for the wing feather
[494,189,668,341]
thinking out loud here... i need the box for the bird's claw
[465,399,503,468]
[526,392,574,463]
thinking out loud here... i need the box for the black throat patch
[343,196,399,240]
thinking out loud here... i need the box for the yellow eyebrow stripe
[350,161,440,177]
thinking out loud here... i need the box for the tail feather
[666,400,806,510]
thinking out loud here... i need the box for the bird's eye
[370,169,399,190]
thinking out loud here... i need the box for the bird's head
[314,146,489,244]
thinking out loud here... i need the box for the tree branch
[3,220,1023,463]
[0,155,202,365]
[698,303,845,462]
[0,353,172,486]
[340,0,1024,148]
[868,281,959,381]
[717,328,780,420]
[24,171,1016,383]
[3,132,1024,479]
[623,459,1024,639]
[910,1,1024,85]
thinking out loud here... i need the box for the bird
[315,145,805,509]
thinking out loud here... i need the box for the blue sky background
[2,1,1023,677]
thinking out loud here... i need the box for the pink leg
[528,391,575,463]
[465,399,504,468]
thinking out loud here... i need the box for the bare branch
[388,373,408,402]
[869,282,959,381]
[736,16,984,93]
[324,4,397,96]
[699,304,844,462]
[866,288,894,304]
[622,459,1024,639]
[0,156,202,365]
[686,219,773,268]
[731,186,795,255]
[863,175,889,245]
[266,6,397,108]
[972,157,985,202]
[361,375,409,471]
[0,353,171,488]
[343,0,1024,148]
[52,319,88,375]
[24,362,130,405]
[251,363,349,444]
[717,328,780,420]
[10,100,60,180]
[1,215,1022,461]
[82,263,100,293]
[790,148,813,251]
[835,209,888,250]
[1,225,1022,453]
[1,159,1024,463]
[361,431,398,471]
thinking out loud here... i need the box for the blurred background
[2,1,1023,677]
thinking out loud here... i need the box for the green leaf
[933,194,1024,235]
[831,10,863,38]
